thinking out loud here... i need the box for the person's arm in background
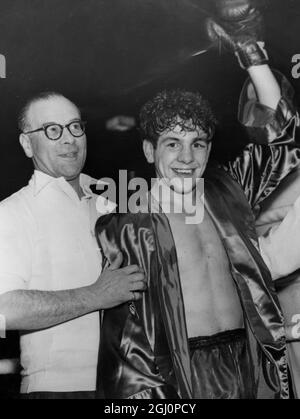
[208,0,281,109]
[247,64,280,110]
[207,0,300,208]
[259,194,300,281]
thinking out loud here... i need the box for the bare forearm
[0,287,99,331]
[0,257,147,331]
[247,65,281,110]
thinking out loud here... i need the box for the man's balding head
[18,92,81,133]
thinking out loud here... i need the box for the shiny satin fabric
[189,330,255,399]
[233,71,300,209]
[96,169,291,399]
[97,212,181,399]
[96,73,299,399]
[204,169,289,398]
[277,275,300,398]
[238,70,298,146]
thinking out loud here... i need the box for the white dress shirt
[0,170,102,393]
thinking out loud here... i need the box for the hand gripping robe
[96,73,300,399]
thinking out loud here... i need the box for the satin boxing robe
[96,74,300,399]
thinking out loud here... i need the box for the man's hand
[207,0,268,70]
[0,252,147,331]
[91,252,147,310]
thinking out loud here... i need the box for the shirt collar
[31,170,98,199]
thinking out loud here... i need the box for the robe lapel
[145,175,288,398]
[204,176,289,398]
[149,196,193,399]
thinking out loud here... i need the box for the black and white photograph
[0,0,300,402]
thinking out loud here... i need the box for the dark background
[0,0,299,397]
[0,0,299,198]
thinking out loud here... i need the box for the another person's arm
[247,64,281,110]
[225,70,299,208]
[259,195,300,281]
[208,0,300,207]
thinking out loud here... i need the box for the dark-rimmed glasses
[23,120,87,141]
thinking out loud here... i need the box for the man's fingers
[108,252,123,271]
[129,291,143,301]
[129,272,146,283]
[130,280,148,292]
[122,264,143,274]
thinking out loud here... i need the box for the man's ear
[143,140,155,164]
[19,133,33,158]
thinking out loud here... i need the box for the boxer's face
[20,96,87,182]
[143,122,212,194]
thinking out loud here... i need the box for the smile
[59,152,78,159]
[172,169,196,175]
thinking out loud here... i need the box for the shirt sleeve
[224,70,300,208]
[259,194,300,280]
[0,203,32,295]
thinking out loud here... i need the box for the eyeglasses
[23,120,87,141]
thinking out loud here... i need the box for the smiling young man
[96,1,300,400]
[142,95,244,342]
[0,92,147,398]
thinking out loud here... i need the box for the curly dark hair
[139,89,218,147]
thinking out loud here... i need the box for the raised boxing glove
[207,0,269,69]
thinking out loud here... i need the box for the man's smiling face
[20,95,87,182]
[143,121,212,194]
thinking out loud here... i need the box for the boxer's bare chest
[166,209,244,337]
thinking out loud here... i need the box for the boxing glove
[207,0,268,69]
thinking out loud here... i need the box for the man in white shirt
[0,92,147,398]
